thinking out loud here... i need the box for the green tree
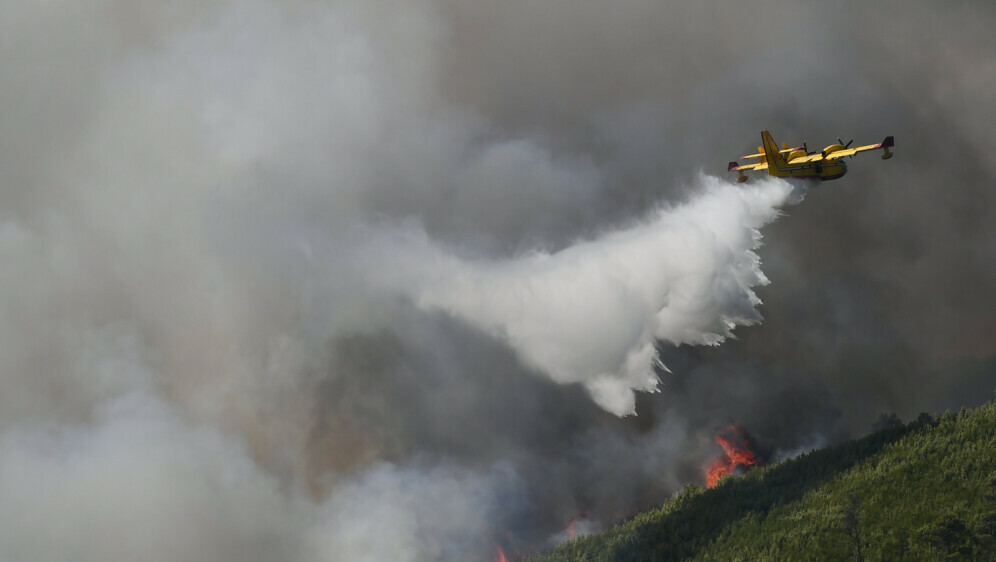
[976,477,996,561]
[883,527,910,562]
[920,513,975,561]
[837,494,865,562]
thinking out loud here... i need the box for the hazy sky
[1,1,993,560]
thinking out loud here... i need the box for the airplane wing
[741,146,803,159]
[824,136,895,160]
[729,161,768,172]
[787,154,825,164]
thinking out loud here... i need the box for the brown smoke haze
[0,1,993,560]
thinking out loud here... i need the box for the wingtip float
[730,131,893,183]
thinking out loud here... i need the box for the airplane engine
[822,143,846,156]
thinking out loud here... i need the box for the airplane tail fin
[880,135,894,159]
[761,131,788,170]
[728,162,748,183]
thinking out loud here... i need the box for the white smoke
[307,462,524,562]
[0,388,519,562]
[0,391,301,561]
[358,176,799,415]
[0,0,812,560]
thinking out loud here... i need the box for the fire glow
[706,426,761,488]
[492,546,510,562]
[563,512,591,542]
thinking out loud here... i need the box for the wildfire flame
[563,512,590,541]
[492,546,510,562]
[706,425,760,488]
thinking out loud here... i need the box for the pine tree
[837,494,864,562]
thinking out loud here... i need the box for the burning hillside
[706,426,763,488]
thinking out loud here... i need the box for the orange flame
[563,512,590,541]
[492,546,510,562]
[706,426,759,488]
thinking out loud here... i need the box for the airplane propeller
[837,137,854,158]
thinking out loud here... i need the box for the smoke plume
[1,0,993,560]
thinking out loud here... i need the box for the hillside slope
[531,398,996,561]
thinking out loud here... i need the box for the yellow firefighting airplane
[728,131,893,182]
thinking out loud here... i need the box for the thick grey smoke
[1,0,993,560]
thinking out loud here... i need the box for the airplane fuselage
[766,160,847,181]
[729,132,892,183]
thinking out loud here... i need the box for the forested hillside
[531,398,996,561]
